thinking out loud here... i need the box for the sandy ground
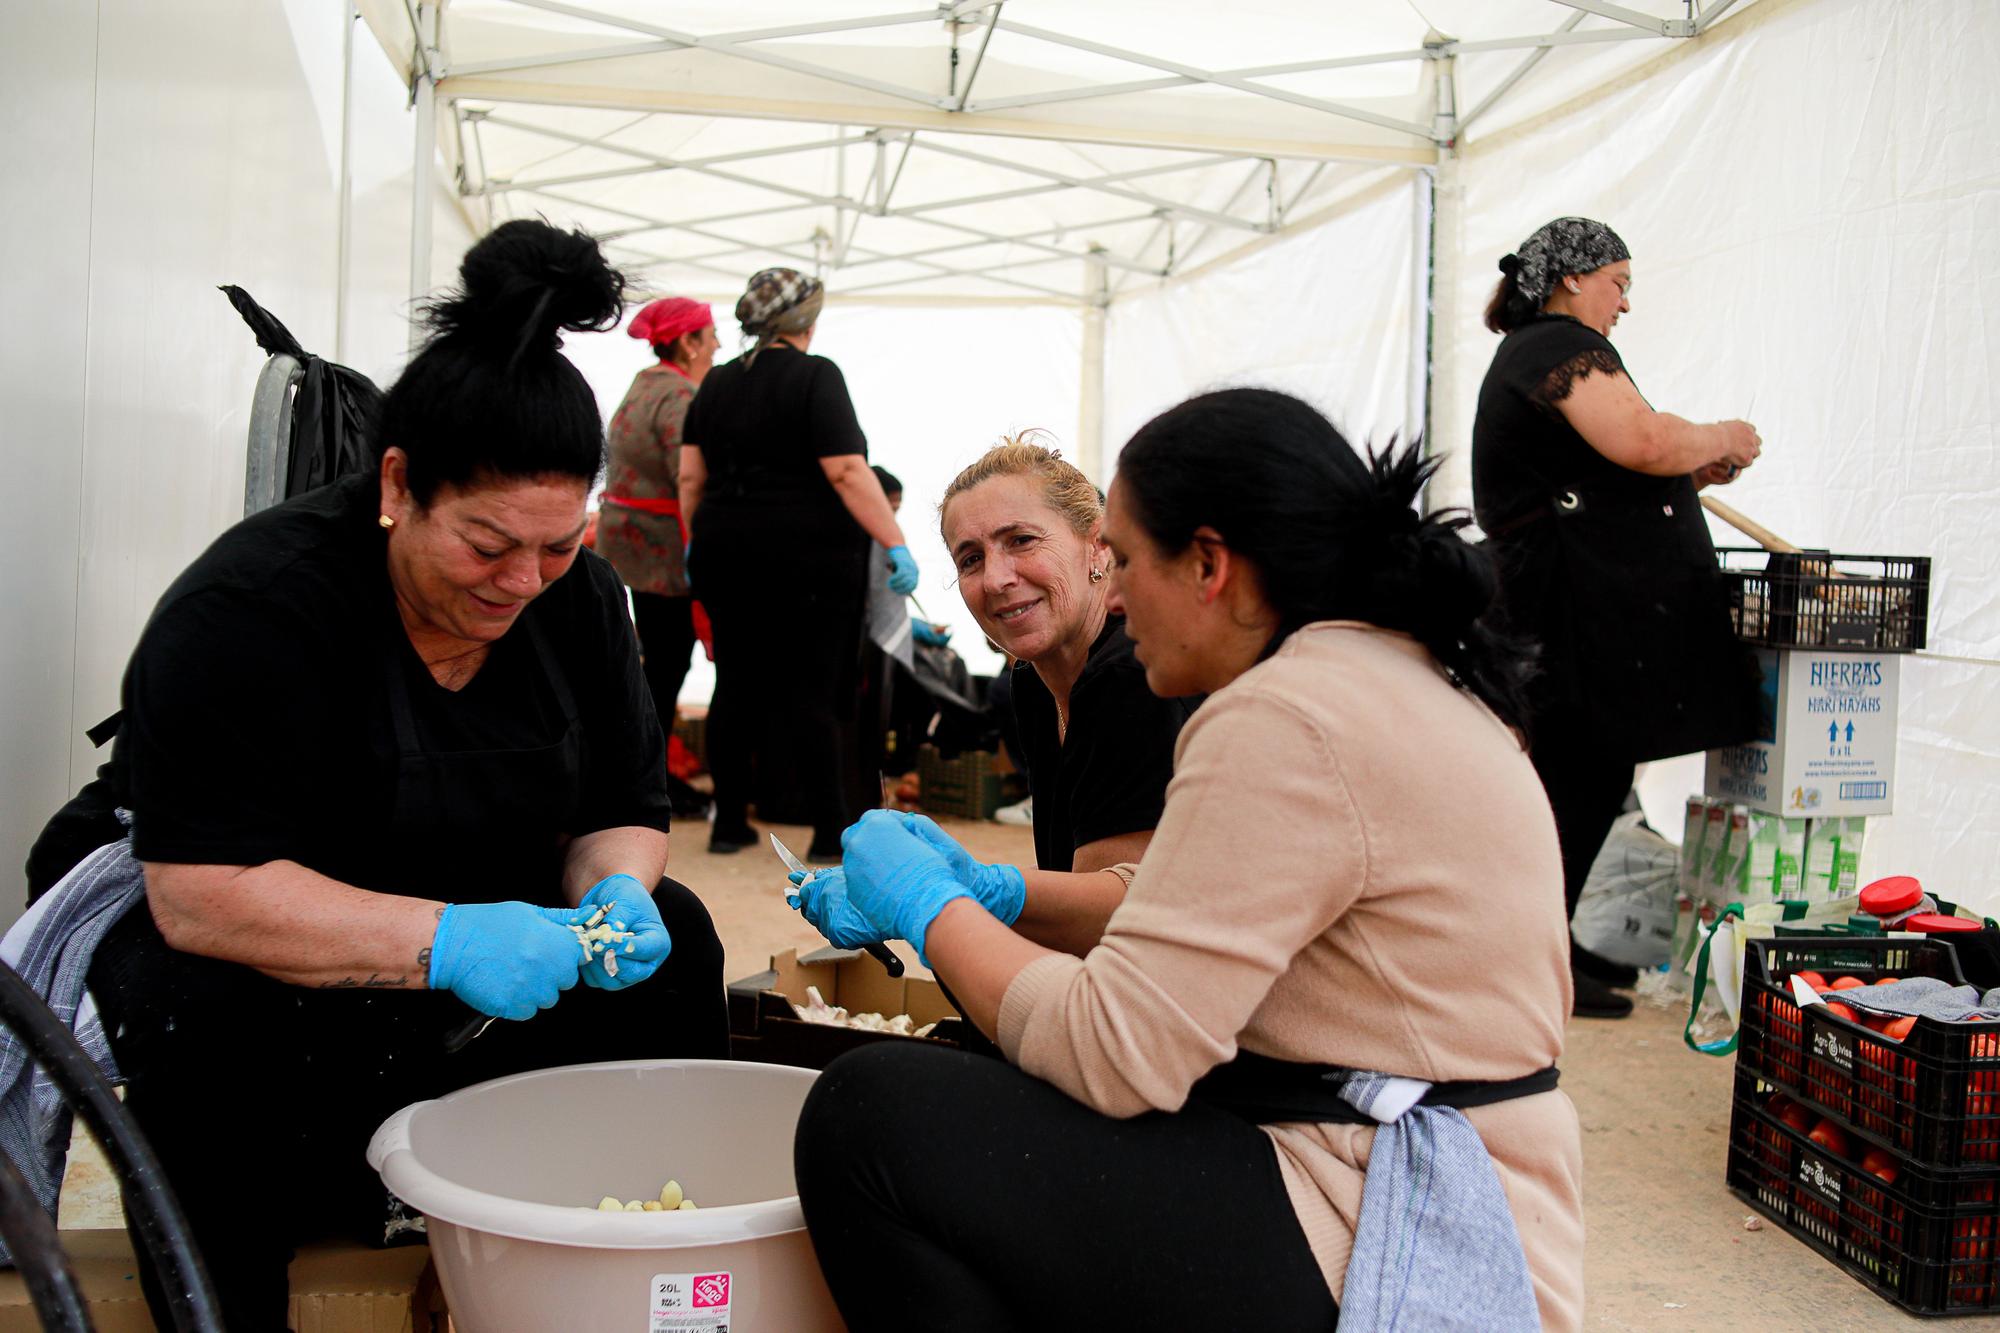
[56,812,1926,1328]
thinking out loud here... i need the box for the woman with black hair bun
[75,219,728,1329]
[1474,217,1764,1019]
[793,388,1585,1330]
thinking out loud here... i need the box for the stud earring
[378,514,395,530]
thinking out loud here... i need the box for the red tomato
[1829,976,1868,991]
[1874,976,1900,985]
[1824,1001,1861,1024]
[1861,1147,1901,1184]
[1882,1016,1917,1041]
[1794,970,1829,991]
[1772,1096,1817,1134]
[1809,1118,1852,1156]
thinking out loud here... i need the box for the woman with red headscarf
[601,297,719,811]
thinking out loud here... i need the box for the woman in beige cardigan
[793,388,1585,1330]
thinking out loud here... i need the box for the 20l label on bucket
[651,1272,731,1332]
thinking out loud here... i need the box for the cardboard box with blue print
[1704,648,1900,818]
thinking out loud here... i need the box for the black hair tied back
[377,219,628,505]
[1117,388,1534,736]
[423,218,627,366]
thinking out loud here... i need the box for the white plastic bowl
[368,1059,841,1331]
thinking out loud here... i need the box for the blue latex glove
[572,873,672,990]
[428,902,588,1021]
[897,812,1026,926]
[885,545,920,596]
[912,620,951,648]
[840,810,976,964]
[786,867,891,950]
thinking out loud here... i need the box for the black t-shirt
[119,474,669,902]
[682,344,868,541]
[1470,314,1682,526]
[1010,617,1199,871]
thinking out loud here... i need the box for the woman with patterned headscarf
[1472,217,1763,1020]
[680,269,919,860]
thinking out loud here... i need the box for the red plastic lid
[1860,876,1925,917]
[1902,913,1983,934]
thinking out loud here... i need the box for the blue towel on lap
[1330,1070,1542,1331]
[0,827,146,1266]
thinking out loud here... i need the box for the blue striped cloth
[0,827,145,1266]
[1331,1070,1542,1331]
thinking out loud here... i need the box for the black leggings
[88,878,728,1333]
[693,533,867,845]
[794,1043,1339,1332]
[1529,717,1637,922]
[631,591,697,731]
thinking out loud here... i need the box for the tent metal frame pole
[408,0,439,351]
[904,138,1269,232]
[527,186,1084,302]
[967,48,1435,114]
[952,2,1005,113]
[335,0,357,362]
[1460,11,1587,133]
[991,18,1440,141]
[1078,248,1110,481]
[495,0,956,109]
[1697,0,1747,31]
[438,80,1436,164]
[475,131,880,195]
[1547,1,1695,38]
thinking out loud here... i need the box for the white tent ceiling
[359,0,1757,304]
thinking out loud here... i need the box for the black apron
[377,609,585,908]
[1188,1050,1560,1125]
[1488,476,1759,761]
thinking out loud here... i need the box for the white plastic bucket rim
[366,1058,819,1251]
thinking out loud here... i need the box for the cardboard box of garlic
[792,984,938,1037]
[589,1180,699,1212]
[728,946,966,1069]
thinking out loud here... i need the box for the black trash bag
[220,285,382,499]
[898,642,995,759]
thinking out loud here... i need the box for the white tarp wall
[1105,173,1425,466]
[1430,0,2000,916]
[1,1,469,931]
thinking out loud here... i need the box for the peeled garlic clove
[623,1200,646,1212]
[642,1200,664,1211]
[597,1197,623,1212]
[659,1180,683,1209]
[677,1199,698,1211]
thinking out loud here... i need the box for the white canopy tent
[354,0,1749,474]
[3,0,1992,927]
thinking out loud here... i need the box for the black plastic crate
[1718,548,1930,652]
[1738,937,2000,1169]
[1729,1075,2000,1315]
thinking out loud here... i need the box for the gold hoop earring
[378,515,395,530]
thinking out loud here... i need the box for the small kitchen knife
[772,833,905,978]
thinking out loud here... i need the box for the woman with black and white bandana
[680,269,918,860]
[1472,216,1763,1019]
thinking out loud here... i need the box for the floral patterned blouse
[600,362,694,597]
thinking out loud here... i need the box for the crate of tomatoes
[1737,936,2000,1170]
[1729,1073,2000,1315]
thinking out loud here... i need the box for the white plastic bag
[1570,812,1678,967]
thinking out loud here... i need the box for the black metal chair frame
[0,960,221,1330]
